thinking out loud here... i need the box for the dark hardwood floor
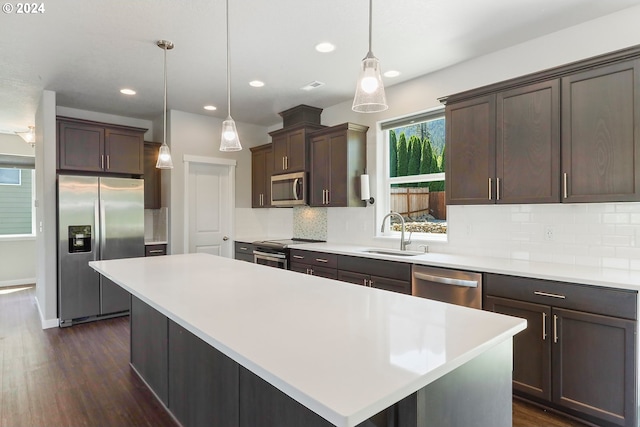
[1,285,588,427]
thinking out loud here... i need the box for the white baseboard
[0,278,36,288]
[34,295,59,329]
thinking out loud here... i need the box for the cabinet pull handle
[369,279,374,287]
[293,255,305,259]
[101,155,104,169]
[363,278,368,286]
[106,155,110,170]
[488,178,492,200]
[542,312,547,341]
[553,314,558,343]
[240,247,248,250]
[315,258,328,263]
[148,249,164,254]
[533,291,566,299]
[323,189,327,204]
[326,189,330,204]
[286,156,288,170]
[496,177,500,201]
[309,268,314,275]
[563,172,568,199]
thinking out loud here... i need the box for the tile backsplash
[293,206,327,241]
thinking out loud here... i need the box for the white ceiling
[1,0,640,134]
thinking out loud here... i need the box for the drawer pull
[542,312,547,341]
[533,291,566,299]
[315,258,328,263]
[148,249,164,254]
[240,247,248,250]
[293,255,305,259]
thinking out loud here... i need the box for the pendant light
[352,0,388,113]
[219,0,242,151]
[156,40,174,169]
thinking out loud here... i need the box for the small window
[0,168,34,236]
[382,109,446,237]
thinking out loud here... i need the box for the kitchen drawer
[338,255,411,282]
[145,244,167,257]
[234,242,255,263]
[290,249,337,269]
[484,273,637,320]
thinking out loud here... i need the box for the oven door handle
[253,250,287,261]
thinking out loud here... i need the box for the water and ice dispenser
[68,225,92,253]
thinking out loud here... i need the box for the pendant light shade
[220,0,242,151]
[156,39,174,169]
[352,0,388,113]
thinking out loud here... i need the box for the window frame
[378,107,447,242]
[0,168,36,238]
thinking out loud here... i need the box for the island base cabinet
[168,320,239,427]
[130,296,169,406]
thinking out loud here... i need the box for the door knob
[223,236,229,241]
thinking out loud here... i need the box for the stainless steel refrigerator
[57,175,144,326]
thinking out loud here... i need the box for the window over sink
[380,107,446,238]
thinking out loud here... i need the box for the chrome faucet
[380,211,411,250]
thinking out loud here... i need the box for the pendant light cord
[368,0,373,55]
[226,0,231,118]
[163,44,168,146]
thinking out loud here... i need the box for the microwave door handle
[292,178,299,200]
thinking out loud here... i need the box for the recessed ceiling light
[204,105,217,111]
[249,80,265,87]
[384,70,400,78]
[120,88,136,95]
[315,42,335,53]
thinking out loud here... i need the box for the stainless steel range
[252,238,323,269]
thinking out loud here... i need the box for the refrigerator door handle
[99,199,106,256]
[93,199,100,262]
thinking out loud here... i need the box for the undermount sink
[360,248,424,257]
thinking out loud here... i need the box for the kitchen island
[90,253,526,427]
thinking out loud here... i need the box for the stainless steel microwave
[271,171,306,206]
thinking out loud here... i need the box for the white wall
[34,90,58,328]
[166,109,269,254]
[287,5,640,270]
[0,133,36,287]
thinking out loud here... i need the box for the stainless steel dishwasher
[411,265,483,309]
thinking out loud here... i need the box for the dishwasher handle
[413,271,478,288]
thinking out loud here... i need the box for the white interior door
[185,157,235,257]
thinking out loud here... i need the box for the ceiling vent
[301,81,325,91]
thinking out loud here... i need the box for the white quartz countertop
[291,242,640,292]
[89,253,525,427]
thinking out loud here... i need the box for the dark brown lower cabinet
[338,270,410,294]
[486,282,637,427]
[337,255,411,295]
[168,320,239,427]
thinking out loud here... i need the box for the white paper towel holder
[360,173,375,205]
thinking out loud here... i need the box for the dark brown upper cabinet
[446,80,560,205]
[446,94,496,205]
[497,80,561,204]
[561,59,640,202]
[308,123,368,207]
[57,117,145,175]
[269,123,324,174]
[143,141,161,209]
[250,143,273,208]
[443,45,640,205]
